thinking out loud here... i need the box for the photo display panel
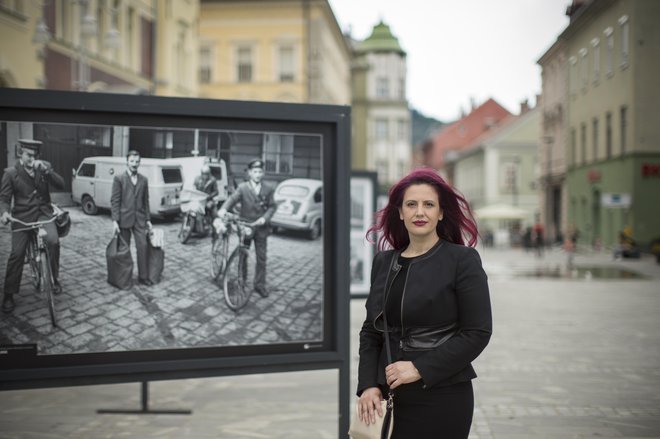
[0,89,350,389]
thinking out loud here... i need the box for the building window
[397,119,407,141]
[376,77,389,98]
[620,106,627,154]
[604,27,614,77]
[591,38,600,84]
[175,23,187,87]
[619,15,629,68]
[376,159,388,182]
[569,56,577,96]
[580,123,586,165]
[605,112,612,159]
[236,46,253,83]
[398,78,405,100]
[571,127,577,166]
[592,118,599,162]
[263,134,293,174]
[501,161,519,194]
[375,119,388,140]
[199,46,212,84]
[579,48,588,92]
[127,7,135,68]
[278,45,295,82]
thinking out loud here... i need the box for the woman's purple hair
[368,167,479,250]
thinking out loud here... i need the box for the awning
[474,204,529,220]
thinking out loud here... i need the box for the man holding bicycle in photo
[1,139,65,313]
[217,158,276,298]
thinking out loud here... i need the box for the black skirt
[391,380,473,439]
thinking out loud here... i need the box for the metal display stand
[97,381,192,415]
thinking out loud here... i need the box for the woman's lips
[413,220,427,226]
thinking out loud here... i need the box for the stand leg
[97,381,192,415]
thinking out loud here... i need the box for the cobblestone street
[0,207,323,355]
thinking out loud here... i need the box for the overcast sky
[328,0,570,122]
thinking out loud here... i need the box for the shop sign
[642,163,660,177]
[601,192,631,208]
[587,169,601,182]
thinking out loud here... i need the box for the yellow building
[0,0,198,96]
[198,0,351,105]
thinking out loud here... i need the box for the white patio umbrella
[474,204,529,220]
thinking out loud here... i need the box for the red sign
[587,169,601,182]
[642,163,660,177]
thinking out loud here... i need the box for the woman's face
[398,183,443,240]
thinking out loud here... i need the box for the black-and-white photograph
[349,174,376,295]
[0,120,324,357]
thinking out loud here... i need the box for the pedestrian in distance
[356,167,492,438]
[217,158,276,298]
[1,139,66,313]
[110,150,153,286]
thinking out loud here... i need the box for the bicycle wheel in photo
[178,215,193,244]
[39,249,57,328]
[223,246,256,312]
[27,239,41,290]
[211,234,229,281]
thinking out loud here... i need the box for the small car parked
[271,178,322,240]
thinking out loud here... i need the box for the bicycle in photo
[211,213,259,312]
[8,215,59,327]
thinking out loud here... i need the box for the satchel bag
[106,234,133,289]
[349,287,395,439]
[147,229,164,284]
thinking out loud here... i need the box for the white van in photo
[71,156,183,219]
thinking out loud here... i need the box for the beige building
[0,1,44,89]
[562,0,660,248]
[198,0,351,105]
[537,39,569,244]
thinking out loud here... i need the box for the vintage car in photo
[271,178,322,240]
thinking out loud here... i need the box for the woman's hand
[357,387,383,425]
[386,361,421,389]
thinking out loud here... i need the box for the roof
[356,20,405,55]
[427,98,512,168]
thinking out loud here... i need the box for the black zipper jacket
[357,239,492,395]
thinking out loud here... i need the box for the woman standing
[356,168,492,438]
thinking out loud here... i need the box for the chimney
[520,99,530,115]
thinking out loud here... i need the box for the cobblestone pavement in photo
[0,207,323,354]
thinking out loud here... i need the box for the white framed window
[618,15,629,68]
[376,159,388,182]
[278,45,295,82]
[397,119,407,141]
[263,134,293,174]
[199,45,212,84]
[500,161,520,194]
[591,38,600,84]
[376,77,389,98]
[236,45,253,83]
[604,27,614,77]
[375,119,388,140]
[398,78,405,100]
[569,56,577,96]
[592,117,599,162]
[579,48,588,92]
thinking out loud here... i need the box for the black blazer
[357,239,492,395]
[0,162,65,223]
[223,181,276,235]
[110,171,150,228]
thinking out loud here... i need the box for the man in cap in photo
[218,158,276,297]
[1,139,66,313]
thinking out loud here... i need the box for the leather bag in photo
[348,396,393,439]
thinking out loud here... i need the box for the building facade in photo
[561,0,660,248]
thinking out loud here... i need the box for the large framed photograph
[349,171,378,297]
[0,89,350,389]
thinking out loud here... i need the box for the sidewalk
[1,246,659,438]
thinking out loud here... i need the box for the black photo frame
[0,86,351,422]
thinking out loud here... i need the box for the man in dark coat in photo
[1,139,65,313]
[218,158,276,297]
[111,150,153,286]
